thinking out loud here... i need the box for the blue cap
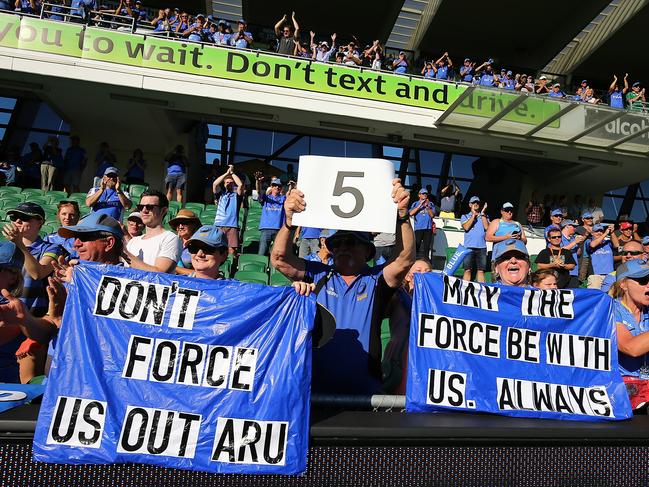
[325,230,376,261]
[0,241,24,269]
[507,70,513,75]
[488,58,494,64]
[469,196,480,203]
[593,223,606,232]
[582,211,593,219]
[616,260,649,282]
[319,229,335,239]
[7,202,45,220]
[186,225,228,249]
[642,236,649,246]
[196,13,205,18]
[103,166,119,176]
[492,239,529,261]
[551,209,563,217]
[59,212,124,239]
[560,219,576,228]
[501,202,514,209]
[581,79,588,84]
[238,18,246,24]
[270,178,282,186]
[464,58,470,62]
[418,188,428,194]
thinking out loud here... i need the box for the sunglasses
[623,250,644,256]
[630,275,649,286]
[75,232,109,242]
[471,201,481,205]
[501,209,513,213]
[136,204,160,212]
[548,235,562,240]
[9,214,40,222]
[330,236,359,249]
[187,242,219,254]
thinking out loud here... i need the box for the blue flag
[406,273,632,421]
[443,244,470,276]
[33,264,315,474]
[0,383,45,413]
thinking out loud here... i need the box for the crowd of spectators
[3,2,646,111]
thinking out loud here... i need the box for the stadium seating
[234,271,269,285]
[128,184,148,201]
[237,254,268,273]
[270,272,292,286]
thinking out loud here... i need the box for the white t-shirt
[127,230,182,267]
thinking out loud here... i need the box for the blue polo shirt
[22,238,63,317]
[435,64,449,80]
[301,227,322,239]
[586,238,614,274]
[306,253,333,265]
[610,91,624,109]
[64,146,86,172]
[561,234,579,277]
[167,154,185,175]
[258,193,286,230]
[305,261,394,394]
[460,66,474,82]
[615,300,649,377]
[393,60,408,74]
[461,212,488,248]
[45,233,78,259]
[214,191,240,228]
[88,187,129,221]
[230,31,253,48]
[410,201,433,231]
[479,73,495,86]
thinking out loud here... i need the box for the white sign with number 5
[292,156,397,233]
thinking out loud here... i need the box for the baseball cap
[58,212,123,239]
[169,209,200,228]
[127,212,142,222]
[270,178,282,186]
[560,219,576,228]
[0,241,24,270]
[196,13,205,19]
[620,221,633,230]
[633,82,642,87]
[642,235,649,246]
[616,260,649,282]
[553,83,561,88]
[7,202,45,221]
[492,238,529,261]
[507,70,513,76]
[103,166,119,176]
[582,211,593,219]
[469,196,480,204]
[581,79,588,84]
[319,229,336,239]
[186,225,228,249]
[539,75,547,80]
[501,202,514,209]
[551,209,563,217]
[464,57,470,62]
[593,223,606,232]
[418,188,428,194]
[238,18,246,24]
[325,230,376,261]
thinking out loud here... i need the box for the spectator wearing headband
[125,190,182,273]
[125,211,144,239]
[491,238,530,287]
[169,209,201,272]
[586,223,615,290]
[255,173,286,256]
[185,225,229,280]
[461,196,489,282]
[272,178,414,394]
[212,165,244,254]
[409,188,435,260]
[535,227,576,289]
[44,200,80,258]
[86,166,132,221]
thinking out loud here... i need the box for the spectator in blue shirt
[271,178,415,394]
[124,148,146,185]
[134,0,146,20]
[0,156,16,186]
[461,196,489,282]
[392,52,408,74]
[421,61,435,79]
[545,208,563,237]
[296,226,321,258]
[460,58,474,83]
[184,14,208,42]
[44,200,80,259]
[212,165,244,254]
[70,0,96,19]
[230,19,253,49]
[548,83,565,97]
[150,8,171,32]
[432,52,452,80]
[62,135,87,194]
[170,209,201,273]
[608,74,629,109]
[86,167,132,221]
[501,70,516,90]
[174,12,190,34]
[212,20,231,45]
[475,59,496,87]
[312,33,336,62]
[306,230,334,265]
[164,145,188,204]
[255,173,286,256]
[409,188,435,260]
[586,223,615,290]
[15,0,36,14]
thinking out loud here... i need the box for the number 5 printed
[331,172,365,219]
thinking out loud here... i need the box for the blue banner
[33,264,315,474]
[406,273,632,421]
[0,383,45,413]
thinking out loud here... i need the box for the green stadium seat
[128,184,148,200]
[0,186,21,194]
[242,229,261,241]
[19,188,44,200]
[0,197,23,210]
[270,272,292,287]
[238,253,268,266]
[168,201,181,213]
[234,271,268,285]
[46,191,68,203]
[221,258,232,278]
[380,318,391,356]
[184,202,204,214]
[237,261,266,273]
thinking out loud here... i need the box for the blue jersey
[561,234,579,277]
[435,64,449,80]
[305,261,394,394]
[410,201,433,231]
[45,233,78,259]
[22,238,63,317]
[88,187,129,221]
[258,193,286,230]
[615,300,649,377]
[301,227,321,239]
[214,191,240,228]
[479,73,495,87]
[586,238,614,275]
[610,91,624,109]
[461,212,488,249]
[305,253,333,266]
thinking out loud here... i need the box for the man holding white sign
[271,157,414,394]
